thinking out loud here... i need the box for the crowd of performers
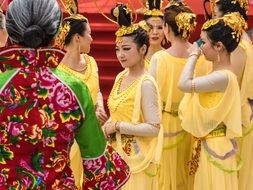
[0,0,252,189]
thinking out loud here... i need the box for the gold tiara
[202,12,245,42]
[175,12,196,39]
[144,8,164,17]
[115,24,139,43]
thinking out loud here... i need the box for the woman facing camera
[103,3,163,190]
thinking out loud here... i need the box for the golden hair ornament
[144,8,164,17]
[54,21,71,49]
[115,24,139,43]
[175,12,197,39]
[138,20,150,32]
[202,12,245,42]
[231,0,249,13]
[222,12,246,42]
[165,0,186,10]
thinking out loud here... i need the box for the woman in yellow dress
[55,13,108,189]
[149,2,210,190]
[142,0,165,69]
[178,12,244,190]
[204,1,253,188]
[102,3,163,190]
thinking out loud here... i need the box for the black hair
[111,3,150,54]
[203,0,248,20]
[6,0,62,48]
[202,19,240,52]
[144,0,163,20]
[216,0,248,20]
[63,18,88,45]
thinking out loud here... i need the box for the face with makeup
[146,17,164,46]
[115,36,146,69]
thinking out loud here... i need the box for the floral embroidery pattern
[83,144,130,190]
[0,48,130,189]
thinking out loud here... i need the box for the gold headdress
[175,12,197,39]
[165,0,186,10]
[202,12,245,42]
[211,0,249,16]
[144,0,164,17]
[54,0,88,48]
[209,0,217,17]
[112,4,142,43]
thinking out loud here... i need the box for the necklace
[108,70,142,113]
[58,54,92,83]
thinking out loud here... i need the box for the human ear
[214,41,224,51]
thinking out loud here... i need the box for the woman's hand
[102,121,117,138]
[96,106,108,126]
[188,42,202,58]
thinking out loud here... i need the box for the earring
[162,38,166,46]
[217,52,220,62]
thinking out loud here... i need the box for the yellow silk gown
[144,58,151,70]
[152,50,211,190]
[107,69,163,190]
[179,70,242,190]
[238,39,253,190]
[58,54,99,189]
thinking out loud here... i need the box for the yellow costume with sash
[238,39,253,190]
[179,70,242,190]
[108,69,163,190]
[58,54,99,189]
[153,50,211,190]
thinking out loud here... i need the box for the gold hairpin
[54,21,71,49]
[202,12,245,42]
[175,12,196,39]
[115,24,139,43]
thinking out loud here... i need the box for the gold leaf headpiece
[113,4,140,43]
[144,8,164,17]
[165,0,186,10]
[138,20,151,32]
[115,24,139,43]
[213,0,249,16]
[209,0,217,17]
[202,12,246,42]
[54,0,88,49]
[175,12,196,39]
[231,0,249,13]
[54,21,71,49]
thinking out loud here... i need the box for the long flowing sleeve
[178,55,228,93]
[118,79,161,136]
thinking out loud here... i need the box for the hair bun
[23,25,45,48]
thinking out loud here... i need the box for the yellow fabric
[179,70,242,138]
[69,140,83,189]
[153,50,211,190]
[194,137,240,190]
[179,70,242,190]
[238,39,253,190]
[239,40,253,128]
[144,58,151,70]
[58,54,99,189]
[108,69,163,190]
